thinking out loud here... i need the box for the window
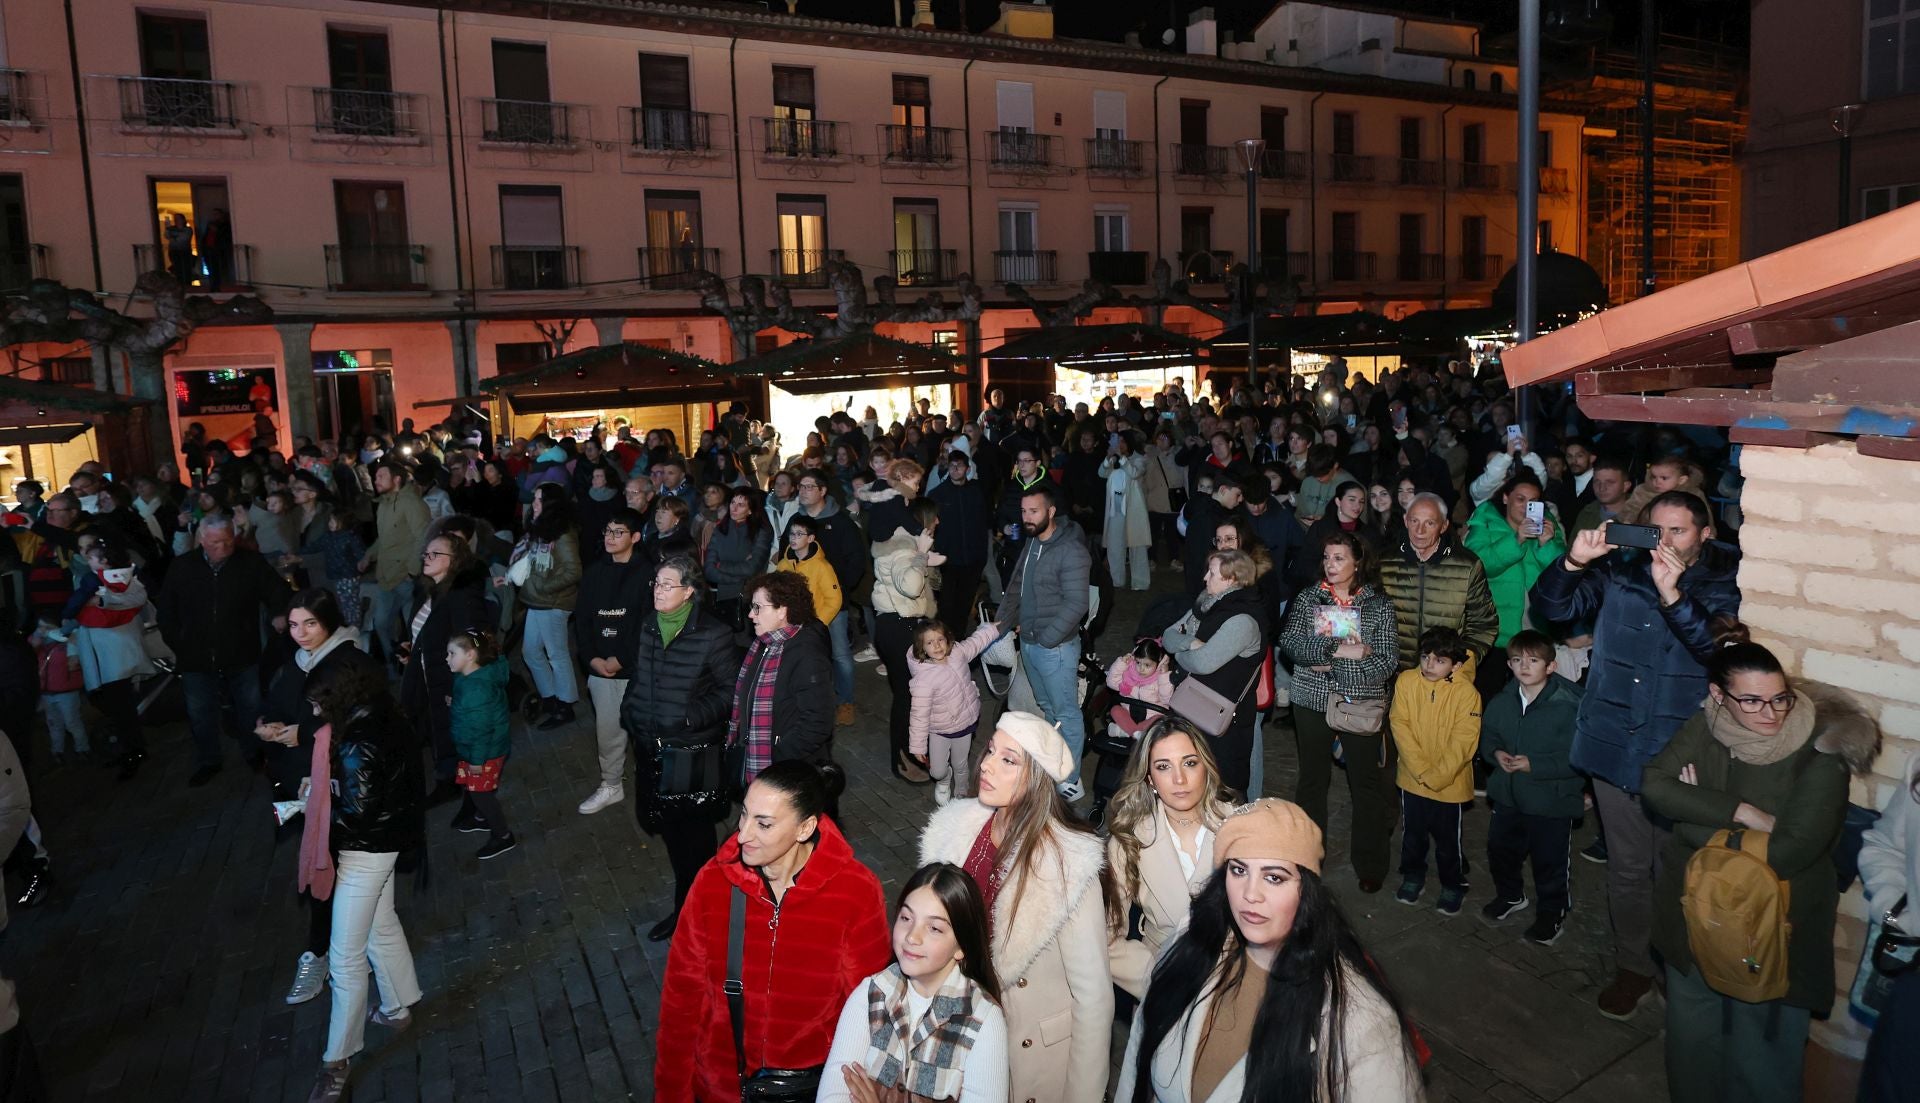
[1330,211,1360,280]
[995,80,1034,132]
[1397,213,1428,280]
[147,178,234,288]
[1093,90,1126,140]
[1259,208,1290,272]
[137,13,219,127]
[996,206,1042,282]
[325,28,396,136]
[311,349,396,443]
[893,199,943,284]
[1399,117,1421,160]
[1461,123,1485,163]
[1538,219,1554,253]
[1490,71,1505,94]
[1461,214,1491,279]
[644,190,705,285]
[776,194,828,276]
[490,41,556,143]
[1539,129,1554,166]
[1863,182,1920,219]
[332,180,416,290]
[892,75,930,128]
[0,174,30,289]
[1261,106,1286,150]
[1865,0,1920,100]
[498,185,566,289]
[771,66,820,156]
[637,53,696,149]
[1462,69,1477,91]
[1093,209,1128,252]
[46,356,92,385]
[1179,207,1213,261]
[495,341,550,374]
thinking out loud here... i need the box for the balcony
[1326,153,1378,184]
[880,125,958,165]
[1259,149,1310,180]
[1181,250,1235,283]
[1088,250,1149,285]
[1170,143,1229,178]
[760,117,844,160]
[1539,166,1571,195]
[312,88,419,140]
[1456,253,1505,282]
[1456,161,1507,191]
[994,250,1056,283]
[0,69,33,124]
[0,243,50,289]
[639,245,720,289]
[892,248,958,287]
[117,76,238,131]
[481,98,577,146]
[1086,137,1148,176]
[491,245,580,291]
[628,107,716,153]
[132,242,253,289]
[769,248,845,289]
[1394,252,1445,282]
[1325,251,1377,282]
[985,130,1059,170]
[1394,158,1445,187]
[1255,252,1310,282]
[324,243,427,292]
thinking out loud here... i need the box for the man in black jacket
[789,470,866,726]
[573,507,653,817]
[155,515,289,786]
[927,450,991,632]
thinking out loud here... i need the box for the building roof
[991,323,1199,364]
[728,332,964,396]
[1500,203,1920,458]
[477,341,746,412]
[0,376,155,416]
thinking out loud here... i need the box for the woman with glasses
[1641,623,1879,1103]
[399,532,490,809]
[620,555,739,941]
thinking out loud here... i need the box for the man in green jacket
[1378,494,1499,674]
[360,461,429,668]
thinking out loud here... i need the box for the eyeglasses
[422,550,451,560]
[1728,693,1795,715]
[652,578,687,590]
[603,527,632,538]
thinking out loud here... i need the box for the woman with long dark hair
[401,531,489,808]
[501,482,581,730]
[818,862,1009,1103]
[1115,799,1423,1103]
[703,486,772,630]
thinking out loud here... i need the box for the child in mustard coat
[1389,625,1483,915]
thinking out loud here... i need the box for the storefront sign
[174,368,278,417]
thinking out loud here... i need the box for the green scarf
[658,602,694,646]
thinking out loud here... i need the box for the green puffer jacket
[1642,683,1879,1011]
[1377,540,1499,670]
[1462,500,1568,646]
[450,658,512,764]
[1480,674,1585,818]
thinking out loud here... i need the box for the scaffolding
[1553,36,1746,305]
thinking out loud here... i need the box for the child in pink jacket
[1106,639,1175,740]
[906,618,1002,805]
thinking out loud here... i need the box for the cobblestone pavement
[4,567,1667,1101]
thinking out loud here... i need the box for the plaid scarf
[862,964,989,1102]
[731,624,801,784]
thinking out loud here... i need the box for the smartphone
[1604,522,1662,550]
[1506,425,1524,446]
[1160,411,1176,421]
[1525,500,1545,536]
[1345,414,1358,430]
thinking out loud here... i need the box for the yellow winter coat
[776,544,842,627]
[1389,667,1482,803]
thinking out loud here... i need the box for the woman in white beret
[919,711,1113,1103]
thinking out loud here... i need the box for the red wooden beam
[1728,428,1842,449]
[1856,436,1920,462]
[1725,316,1920,356]
[1577,392,1920,436]
[1574,363,1770,396]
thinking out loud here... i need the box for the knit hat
[1213,799,1324,875]
[995,711,1076,783]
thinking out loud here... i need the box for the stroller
[1077,592,1193,823]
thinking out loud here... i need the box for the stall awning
[989,324,1199,366]
[477,341,743,413]
[1396,307,1515,344]
[729,332,964,396]
[0,376,156,415]
[0,424,94,446]
[1499,203,1920,457]
[1207,311,1404,352]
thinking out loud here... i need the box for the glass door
[312,350,396,444]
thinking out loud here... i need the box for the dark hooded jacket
[329,693,426,854]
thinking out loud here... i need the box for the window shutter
[995,81,1034,131]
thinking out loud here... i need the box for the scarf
[657,602,693,647]
[1703,689,1816,766]
[730,624,801,784]
[588,486,618,502]
[297,723,337,901]
[862,964,988,1102]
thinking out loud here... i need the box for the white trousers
[323,849,422,1062]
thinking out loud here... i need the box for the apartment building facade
[0,0,1581,463]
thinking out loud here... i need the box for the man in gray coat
[996,483,1092,797]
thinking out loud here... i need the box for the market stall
[476,341,742,446]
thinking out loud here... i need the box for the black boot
[537,700,576,731]
[451,793,489,833]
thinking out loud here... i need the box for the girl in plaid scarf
[819,863,1008,1103]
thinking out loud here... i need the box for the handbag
[727,887,824,1102]
[1873,897,1920,979]
[654,728,724,799]
[1325,692,1386,735]
[1168,662,1263,740]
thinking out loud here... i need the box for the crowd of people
[0,353,1911,1103]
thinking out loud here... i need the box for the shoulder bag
[726,886,824,1102]
[1169,661,1263,739]
[1326,692,1386,735]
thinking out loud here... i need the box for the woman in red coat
[654,760,891,1102]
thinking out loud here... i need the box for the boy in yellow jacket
[1390,626,1483,915]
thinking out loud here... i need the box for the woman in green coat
[1641,628,1880,1103]
[1463,473,1565,700]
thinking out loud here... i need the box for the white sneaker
[933,777,952,806]
[1057,780,1085,802]
[286,950,327,1005]
[577,784,624,815]
[852,645,879,663]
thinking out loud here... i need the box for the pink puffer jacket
[905,622,1001,755]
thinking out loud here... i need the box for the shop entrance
[312,349,397,443]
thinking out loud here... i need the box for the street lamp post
[1235,138,1267,391]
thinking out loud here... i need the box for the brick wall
[1734,441,1920,1057]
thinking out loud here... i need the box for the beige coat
[871,530,937,620]
[1114,960,1425,1103]
[921,799,1111,1103]
[1107,803,1214,999]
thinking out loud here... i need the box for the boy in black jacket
[1479,629,1585,946]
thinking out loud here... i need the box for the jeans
[323,850,422,1062]
[521,608,578,703]
[182,667,262,771]
[41,692,87,754]
[1593,780,1669,977]
[825,609,854,704]
[366,578,416,667]
[587,675,630,788]
[1664,962,1809,1103]
[1020,639,1083,786]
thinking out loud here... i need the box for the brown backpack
[1682,828,1793,1003]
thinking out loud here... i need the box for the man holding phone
[1528,492,1741,1021]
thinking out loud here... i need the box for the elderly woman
[400,530,489,809]
[1104,719,1236,999]
[1641,628,1878,1103]
[1101,430,1153,591]
[1163,549,1270,799]
[920,712,1113,1103]
[730,571,835,787]
[1280,531,1400,893]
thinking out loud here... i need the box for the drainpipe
[61,0,103,291]
[438,10,474,397]
[1439,104,1454,305]
[1306,91,1324,292]
[1152,76,1169,273]
[962,57,980,412]
[729,37,748,361]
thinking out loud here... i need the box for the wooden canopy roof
[729,332,963,396]
[477,341,745,412]
[991,324,1199,366]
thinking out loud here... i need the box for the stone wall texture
[1734,441,1920,1056]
